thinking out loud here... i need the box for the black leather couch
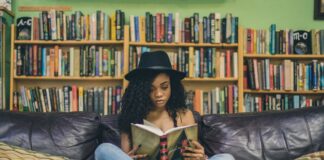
[1,106,324,160]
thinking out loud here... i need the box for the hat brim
[125,68,186,81]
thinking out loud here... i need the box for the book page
[142,120,197,135]
[131,123,164,136]
[164,124,197,135]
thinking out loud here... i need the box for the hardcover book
[131,121,198,160]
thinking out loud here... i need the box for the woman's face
[149,73,171,109]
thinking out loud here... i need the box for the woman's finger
[128,144,142,155]
[131,154,147,159]
[127,148,137,155]
[182,152,205,158]
[184,147,204,154]
[190,140,204,149]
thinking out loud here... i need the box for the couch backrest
[201,106,324,160]
[4,107,323,160]
[0,112,100,160]
[100,114,120,146]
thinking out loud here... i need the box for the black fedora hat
[125,50,186,81]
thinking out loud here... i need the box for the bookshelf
[0,7,14,111]
[9,10,244,115]
[242,27,324,112]
[127,14,243,114]
[10,22,126,113]
[5,7,324,116]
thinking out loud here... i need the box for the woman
[95,51,235,160]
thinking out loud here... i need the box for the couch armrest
[0,112,100,160]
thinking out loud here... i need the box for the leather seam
[258,128,266,160]
[303,113,314,149]
[280,128,291,159]
[29,117,33,150]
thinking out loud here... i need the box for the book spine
[167,13,173,43]
[159,135,168,160]
[194,13,199,43]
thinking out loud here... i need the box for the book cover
[16,17,32,40]
[131,122,198,160]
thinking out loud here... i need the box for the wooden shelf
[14,40,124,45]
[183,77,238,82]
[244,54,324,59]
[13,76,124,81]
[14,76,237,82]
[244,89,324,94]
[18,6,72,12]
[129,42,238,47]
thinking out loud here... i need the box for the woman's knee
[95,143,118,157]
[209,153,235,160]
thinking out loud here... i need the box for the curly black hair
[118,70,187,136]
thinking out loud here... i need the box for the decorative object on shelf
[16,17,31,40]
[314,0,324,20]
[293,30,311,54]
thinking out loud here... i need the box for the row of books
[16,10,125,41]
[128,46,150,72]
[244,25,294,54]
[192,48,238,78]
[129,46,238,78]
[244,94,324,112]
[130,12,238,43]
[185,85,238,115]
[15,45,123,77]
[12,85,122,115]
[202,13,238,44]
[244,59,324,91]
[129,46,190,76]
[244,25,324,55]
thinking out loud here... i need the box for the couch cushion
[201,106,324,160]
[0,112,100,160]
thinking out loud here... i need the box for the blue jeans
[95,143,235,160]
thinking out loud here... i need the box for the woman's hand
[182,140,207,160]
[127,144,147,160]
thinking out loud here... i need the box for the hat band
[140,66,173,70]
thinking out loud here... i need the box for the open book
[131,120,198,160]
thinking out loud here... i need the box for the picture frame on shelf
[314,0,324,20]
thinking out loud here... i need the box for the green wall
[12,0,324,30]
